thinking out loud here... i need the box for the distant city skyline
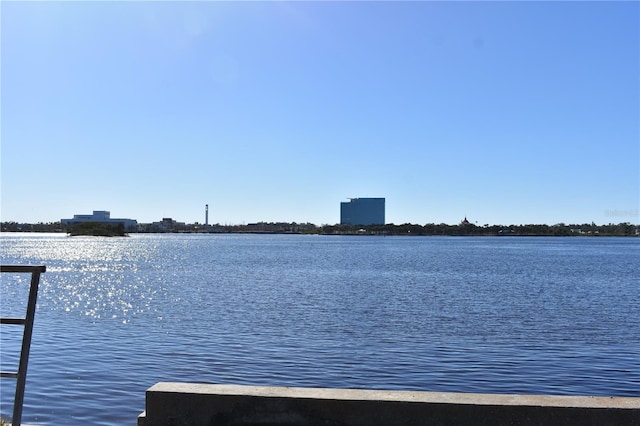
[1,202,636,227]
[2,2,638,226]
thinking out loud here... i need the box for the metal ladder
[1,265,46,426]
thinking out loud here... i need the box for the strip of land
[2,221,638,236]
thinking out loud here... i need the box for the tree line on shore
[1,220,638,236]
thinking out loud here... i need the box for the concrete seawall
[138,382,640,426]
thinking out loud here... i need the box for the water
[1,233,638,424]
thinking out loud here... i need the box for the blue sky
[2,1,638,226]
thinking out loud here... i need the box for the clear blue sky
[2,1,638,226]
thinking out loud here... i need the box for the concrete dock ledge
[138,382,640,426]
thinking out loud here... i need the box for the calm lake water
[1,233,639,424]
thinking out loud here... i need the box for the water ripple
[1,234,638,425]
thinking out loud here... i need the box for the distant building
[340,198,385,225]
[61,211,137,231]
[150,218,186,232]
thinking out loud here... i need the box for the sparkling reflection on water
[1,233,639,425]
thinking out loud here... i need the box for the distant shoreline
[2,220,639,237]
[1,229,638,238]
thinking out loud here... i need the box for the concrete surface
[138,382,640,426]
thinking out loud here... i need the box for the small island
[67,222,128,237]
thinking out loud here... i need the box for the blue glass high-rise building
[340,198,385,225]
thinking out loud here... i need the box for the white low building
[61,211,137,230]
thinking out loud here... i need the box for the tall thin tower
[205,204,209,226]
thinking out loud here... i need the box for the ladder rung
[1,371,19,379]
[1,318,26,325]
[0,265,46,273]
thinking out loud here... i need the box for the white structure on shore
[61,211,137,230]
